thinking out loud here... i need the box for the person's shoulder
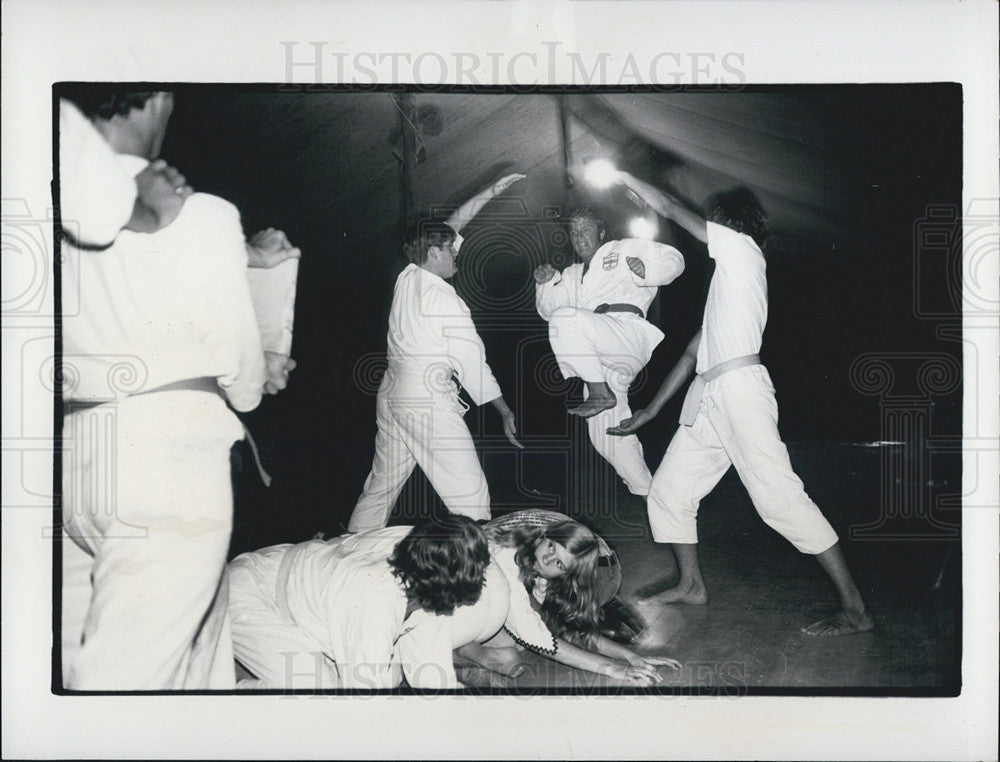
[706,221,763,260]
[179,192,241,225]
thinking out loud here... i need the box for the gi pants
[647,365,839,554]
[61,391,243,689]
[349,375,491,533]
[548,306,657,495]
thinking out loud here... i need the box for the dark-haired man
[347,175,524,533]
[534,204,684,496]
[608,175,873,637]
[228,514,501,689]
[60,89,267,689]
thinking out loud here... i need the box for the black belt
[63,376,219,414]
[594,303,644,318]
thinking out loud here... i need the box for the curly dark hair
[402,217,457,265]
[704,187,768,249]
[488,519,602,646]
[388,514,489,616]
[60,87,160,121]
[566,206,607,239]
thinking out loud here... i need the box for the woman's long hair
[488,520,601,646]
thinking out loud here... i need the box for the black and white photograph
[3,1,997,760]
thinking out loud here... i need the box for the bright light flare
[583,159,619,189]
[628,217,658,240]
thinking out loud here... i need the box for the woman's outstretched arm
[545,637,665,686]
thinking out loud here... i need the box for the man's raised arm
[616,171,708,244]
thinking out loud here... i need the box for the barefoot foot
[568,395,616,418]
[636,580,708,606]
[800,608,874,637]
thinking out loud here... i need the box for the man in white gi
[60,89,269,689]
[608,177,873,636]
[347,175,525,533]
[228,514,498,689]
[59,96,193,244]
[534,205,685,496]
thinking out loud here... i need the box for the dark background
[153,86,963,551]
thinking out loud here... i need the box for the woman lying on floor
[453,511,680,687]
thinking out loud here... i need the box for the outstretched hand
[492,173,526,196]
[607,408,654,436]
[630,654,681,671]
[606,661,664,686]
[500,410,524,450]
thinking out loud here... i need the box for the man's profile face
[428,240,459,279]
[568,217,604,263]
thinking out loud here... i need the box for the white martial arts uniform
[536,238,685,495]
[228,527,465,689]
[58,99,137,247]
[348,253,504,532]
[646,222,839,554]
[61,152,265,690]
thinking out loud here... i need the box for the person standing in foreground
[347,175,525,533]
[608,174,873,636]
[60,89,267,689]
[228,515,491,689]
[534,202,684,496]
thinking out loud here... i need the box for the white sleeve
[189,195,265,412]
[431,288,503,406]
[535,271,574,321]
[622,238,685,287]
[59,99,136,247]
[706,221,763,270]
[493,549,557,653]
[397,611,461,690]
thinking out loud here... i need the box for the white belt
[679,354,761,426]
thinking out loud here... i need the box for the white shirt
[535,238,685,319]
[58,99,137,247]
[385,263,502,406]
[275,527,460,690]
[696,221,768,373]
[62,153,265,411]
[490,545,557,653]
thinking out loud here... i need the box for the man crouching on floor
[228,514,493,689]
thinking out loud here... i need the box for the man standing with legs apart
[60,89,269,689]
[348,175,525,533]
[534,205,684,496]
[608,174,873,636]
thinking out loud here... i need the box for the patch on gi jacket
[602,243,620,271]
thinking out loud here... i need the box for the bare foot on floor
[636,579,708,606]
[568,395,616,418]
[800,608,874,636]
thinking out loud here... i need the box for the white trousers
[228,552,511,690]
[61,392,243,690]
[647,365,839,554]
[348,384,491,533]
[547,307,656,495]
[228,545,343,689]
